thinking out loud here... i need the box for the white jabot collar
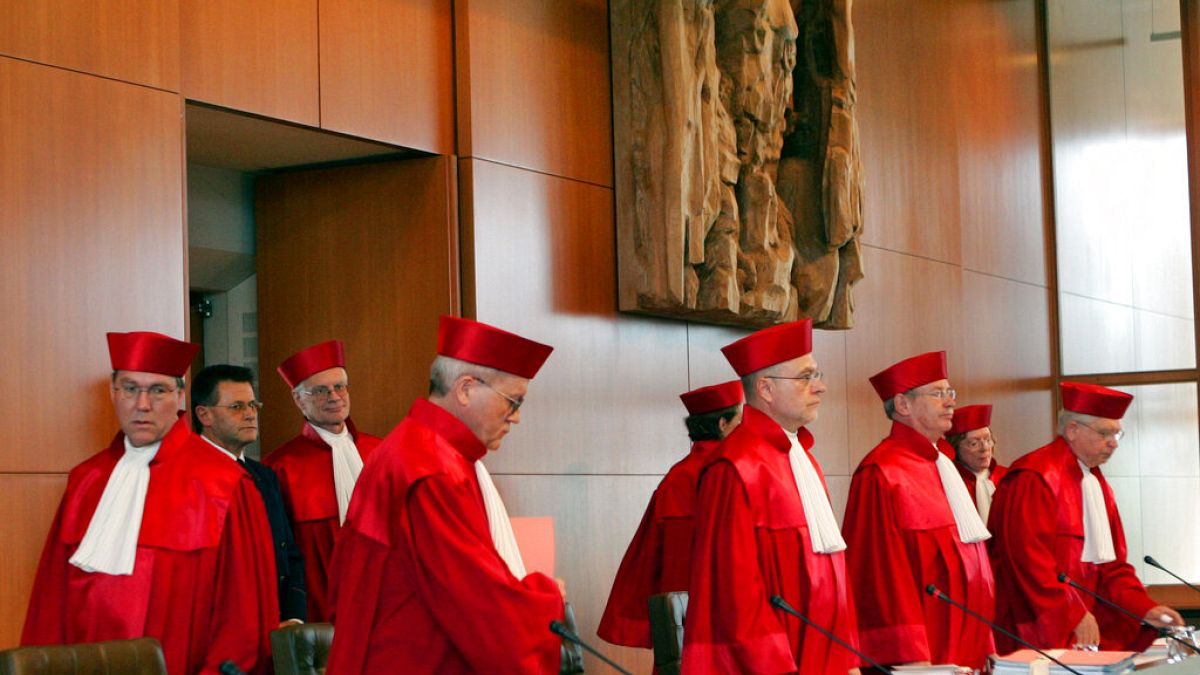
[311,423,363,524]
[69,437,161,575]
[474,460,527,577]
[783,430,846,554]
[933,444,991,543]
[1079,460,1116,564]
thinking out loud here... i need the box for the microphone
[1057,572,1192,649]
[217,662,247,675]
[924,584,1084,675]
[1144,555,1200,597]
[770,595,892,673]
[549,620,633,675]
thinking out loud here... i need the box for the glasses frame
[1077,420,1125,442]
[205,401,264,414]
[474,377,524,414]
[298,383,350,400]
[764,370,824,384]
[113,383,178,402]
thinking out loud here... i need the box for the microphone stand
[1058,573,1195,651]
[549,620,633,675]
[769,595,893,673]
[924,585,1084,675]
[1145,555,1200,596]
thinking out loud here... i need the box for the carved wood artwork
[613,0,864,329]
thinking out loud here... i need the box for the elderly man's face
[761,354,825,431]
[111,370,184,447]
[1066,417,1122,468]
[901,379,956,440]
[462,373,529,450]
[293,367,350,432]
[956,427,994,473]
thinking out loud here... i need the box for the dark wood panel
[256,157,459,452]
[0,56,187,472]
[319,0,454,153]
[457,0,612,186]
[0,0,179,90]
[0,474,69,649]
[180,0,319,125]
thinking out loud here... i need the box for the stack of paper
[990,649,1136,675]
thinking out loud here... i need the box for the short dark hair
[191,364,255,432]
[946,431,967,452]
[684,404,741,442]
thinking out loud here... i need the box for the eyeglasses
[474,377,523,414]
[299,383,349,400]
[114,383,178,402]
[1078,421,1125,442]
[206,401,264,414]
[909,388,957,400]
[961,436,995,451]
[765,370,824,385]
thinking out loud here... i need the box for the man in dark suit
[193,364,307,626]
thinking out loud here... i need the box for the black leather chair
[0,637,166,675]
[648,591,688,675]
[270,623,333,675]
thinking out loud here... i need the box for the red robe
[843,421,996,668]
[597,439,721,648]
[681,406,859,675]
[325,399,564,675]
[955,457,1008,500]
[988,437,1157,652]
[264,418,381,621]
[22,415,279,675]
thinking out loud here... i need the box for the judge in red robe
[326,317,564,675]
[598,380,744,648]
[946,403,1008,524]
[843,351,995,669]
[682,320,861,675]
[22,331,278,675]
[264,340,382,621]
[988,382,1181,652]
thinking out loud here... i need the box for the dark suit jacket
[242,456,308,622]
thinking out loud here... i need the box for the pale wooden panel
[1134,308,1196,371]
[959,271,1055,464]
[1060,292,1136,375]
[256,157,458,452]
[0,474,69,649]
[0,0,178,90]
[458,0,613,186]
[1123,383,1200,478]
[684,323,745,390]
[319,0,454,153]
[1140,478,1200,585]
[180,0,319,125]
[843,247,966,469]
[491,473,660,675]
[954,0,1048,286]
[1106,475,1144,577]
[463,159,689,475]
[855,0,961,264]
[0,57,186,472]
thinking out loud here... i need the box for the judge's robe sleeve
[205,479,281,675]
[21,500,71,645]
[597,493,663,648]
[842,464,930,664]
[409,474,564,674]
[681,461,795,675]
[990,471,1088,647]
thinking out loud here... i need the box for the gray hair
[429,355,505,396]
[740,361,791,406]
[292,368,349,396]
[1057,409,1100,435]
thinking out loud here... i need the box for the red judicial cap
[680,380,744,415]
[720,319,813,376]
[870,351,948,400]
[438,316,553,379]
[949,404,992,435]
[278,340,345,388]
[107,331,198,377]
[1060,381,1133,420]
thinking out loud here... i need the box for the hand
[847,669,861,675]
[555,577,567,601]
[1073,612,1100,647]
[1145,605,1185,628]
[278,619,304,628]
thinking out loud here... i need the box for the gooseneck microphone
[1057,572,1192,650]
[217,662,247,675]
[924,584,1084,675]
[769,595,893,673]
[549,620,633,675]
[1144,555,1200,596]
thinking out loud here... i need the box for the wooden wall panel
[319,0,454,153]
[0,0,179,90]
[0,474,69,648]
[457,0,613,187]
[464,159,689,475]
[954,0,1048,286]
[180,0,319,126]
[0,56,186,473]
[256,157,458,452]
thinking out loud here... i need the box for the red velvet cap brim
[949,403,992,435]
[869,351,949,400]
[438,316,553,379]
[107,331,198,377]
[721,319,814,376]
[277,340,346,388]
[1060,381,1133,419]
[680,380,744,415]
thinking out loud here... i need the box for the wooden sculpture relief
[613,0,864,329]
